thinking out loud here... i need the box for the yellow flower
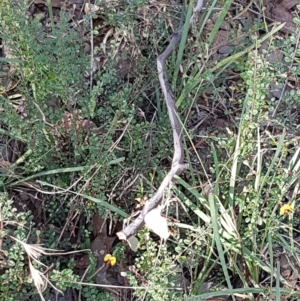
[104,254,116,266]
[280,204,292,216]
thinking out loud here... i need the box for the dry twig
[117,0,204,240]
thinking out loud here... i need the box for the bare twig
[117,0,204,240]
[32,100,54,128]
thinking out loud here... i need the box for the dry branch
[117,0,204,240]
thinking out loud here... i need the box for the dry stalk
[117,0,204,240]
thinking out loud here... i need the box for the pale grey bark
[117,0,204,241]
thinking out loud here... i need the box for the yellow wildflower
[104,254,116,266]
[280,204,292,216]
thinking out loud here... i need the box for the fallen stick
[117,0,204,241]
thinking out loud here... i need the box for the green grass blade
[192,243,216,295]
[186,287,298,301]
[75,192,128,217]
[174,176,237,240]
[176,22,286,108]
[196,0,218,41]
[268,232,274,287]
[210,143,219,195]
[173,185,211,224]
[231,259,254,301]
[282,146,300,194]
[47,0,55,32]
[228,91,249,206]
[288,146,300,171]
[275,261,280,301]
[183,137,197,187]
[10,158,124,186]
[206,0,234,47]
[0,126,26,142]
[258,131,285,195]
[36,180,128,217]
[242,246,291,287]
[171,1,194,91]
[208,193,235,301]
[174,175,210,210]
[0,57,24,64]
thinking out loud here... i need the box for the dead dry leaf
[84,3,100,14]
[127,235,138,252]
[91,235,107,259]
[0,159,11,168]
[93,212,119,242]
[144,205,170,239]
[61,111,95,134]
[93,212,107,236]
[211,30,231,53]
[279,253,300,287]
[264,0,298,33]
[52,111,102,137]
[281,0,299,10]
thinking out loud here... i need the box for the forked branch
[117,0,204,240]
